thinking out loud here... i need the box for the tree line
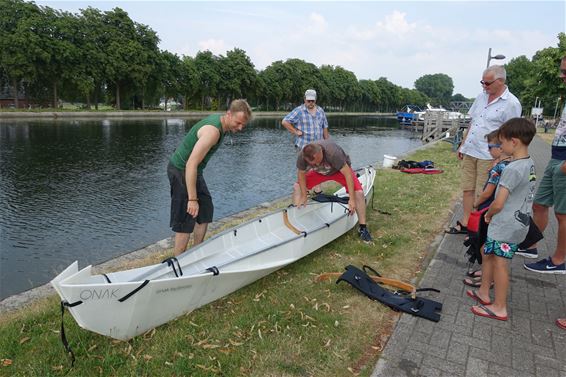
[0,0,454,112]
[506,33,566,118]
[1,0,565,114]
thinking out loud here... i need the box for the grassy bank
[0,142,461,377]
[537,126,556,144]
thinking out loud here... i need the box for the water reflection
[0,115,421,300]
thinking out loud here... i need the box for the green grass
[0,142,461,377]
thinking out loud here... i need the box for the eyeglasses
[488,143,501,149]
[480,79,499,86]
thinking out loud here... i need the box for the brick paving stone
[407,340,449,359]
[421,354,466,375]
[466,357,488,377]
[488,363,531,377]
[534,354,565,372]
[418,365,443,377]
[372,137,565,377]
[401,348,425,366]
[536,365,562,377]
[511,347,535,375]
[429,329,451,349]
[472,322,492,340]
[446,339,469,364]
[511,335,556,360]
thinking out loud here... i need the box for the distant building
[0,82,29,108]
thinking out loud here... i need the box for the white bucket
[383,154,397,168]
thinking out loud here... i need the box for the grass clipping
[0,142,461,377]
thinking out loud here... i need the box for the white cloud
[307,12,327,34]
[198,38,226,55]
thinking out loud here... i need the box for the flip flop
[556,318,566,330]
[445,221,467,234]
[466,269,482,278]
[466,289,491,305]
[471,304,508,321]
[463,277,494,289]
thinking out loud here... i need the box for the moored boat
[51,166,376,340]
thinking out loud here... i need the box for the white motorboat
[51,167,376,340]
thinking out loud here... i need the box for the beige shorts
[461,155,493,193]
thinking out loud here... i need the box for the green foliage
[505,32,566,117]
[1,1,564,113]
[414,73,454,106]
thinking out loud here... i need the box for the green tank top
[169,114,225,173]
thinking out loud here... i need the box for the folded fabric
[400,168,443,174]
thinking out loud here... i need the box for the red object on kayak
[400,168,444,174]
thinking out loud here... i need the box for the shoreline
[0,111,394,120]
[0,136,435,315]
[0,195,291,314]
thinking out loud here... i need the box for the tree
[159,51,182,110]
[414,73,454,106]
[178,56,198,110]
[34,6,80,108]
[217,48,256,108]
[258,61,291,111]
[193,50,221,110]
[0,0,48,108]
[506,33,566,116]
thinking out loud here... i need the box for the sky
[36,1,566,98]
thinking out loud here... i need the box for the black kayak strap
[60,300,82,367]
[161,257,183,277]
[118,280,150,302]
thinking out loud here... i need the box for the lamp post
[486,47,506,68]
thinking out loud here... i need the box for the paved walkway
[372,136,566,377]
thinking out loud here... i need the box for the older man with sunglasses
[446,65,521,235]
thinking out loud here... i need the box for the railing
[421,111,469,144]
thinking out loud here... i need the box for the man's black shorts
[167,162,213,233]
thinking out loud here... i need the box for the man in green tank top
[168,99,252,256]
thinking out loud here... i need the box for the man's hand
[187,201,199,218]
[561,161,566,175]
[297,193,308,208]
[347,198,356,216]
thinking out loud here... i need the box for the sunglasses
[488,143,501,149]
[480,79,499,86]
[306,100,315,103]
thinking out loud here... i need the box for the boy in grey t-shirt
[468,118,536,321]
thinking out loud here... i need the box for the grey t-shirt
[488,157,536,243]
[296,139,351,175]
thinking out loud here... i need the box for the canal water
[0,115,422,300]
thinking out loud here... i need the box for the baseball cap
[305,89,317,101]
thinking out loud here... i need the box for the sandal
[466,269,482,278]
[471,304,508,321]
[445,221,467,234]
[556,318,566,330]
[463,277,493,289]
[466,289,491,305]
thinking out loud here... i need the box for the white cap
[305,89,317,101]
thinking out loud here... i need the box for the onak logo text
[79,288,120,300]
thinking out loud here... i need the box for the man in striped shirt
[282,89,330,149]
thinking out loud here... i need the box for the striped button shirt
[283,104,329,149]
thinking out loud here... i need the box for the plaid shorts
[484,236,519,259]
